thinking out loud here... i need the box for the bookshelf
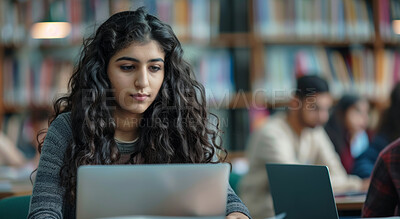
[1,0,400,152]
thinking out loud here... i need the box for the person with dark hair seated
[28,8,250,219]
[354,82,400,179]
[325,94,370,175]
[240,75,368,219]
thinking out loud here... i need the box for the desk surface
[0,181,367,212]
[0,166,34,199]
[335,194,366,211]
[0,180,32,199]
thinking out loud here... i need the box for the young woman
[324,94,370,174]
[353,82,400,178]
[28,8,250,219]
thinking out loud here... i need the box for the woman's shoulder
[49,111,71,128]
[39,112,73,159]
[46,112,73,141]
[369,133,390,150]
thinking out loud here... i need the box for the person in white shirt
[239,75,369,219]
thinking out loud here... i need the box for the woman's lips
[131,93,149,101]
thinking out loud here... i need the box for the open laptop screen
[266,163,339,219]
[76,164,229,219]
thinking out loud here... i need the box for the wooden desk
[0,180,33,199]
[335,194,366,211]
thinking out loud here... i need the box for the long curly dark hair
[38,8,226,204]
[324,94,366,154]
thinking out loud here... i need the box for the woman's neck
[113,109,142,142]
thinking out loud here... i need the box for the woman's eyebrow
[148,58,164,63]
[115,57,164,63]
[115,57,139,62]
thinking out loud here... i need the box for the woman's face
[345,100,370,135]
[107,40,165,116]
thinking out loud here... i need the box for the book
[219,0,249,33]
[232,48,250,92]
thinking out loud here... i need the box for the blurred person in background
[240,75,367,219]
[353,82,400,179]
[0,132,26,167]
[0,110,49,169]
[324,94,370,175]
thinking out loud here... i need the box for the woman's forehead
[112,40,165,60]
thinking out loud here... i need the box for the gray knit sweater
[28,112,251,219]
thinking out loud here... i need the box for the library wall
[1,0,400,157]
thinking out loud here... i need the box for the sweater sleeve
[226,183,251,218]
[28,113,72,219]
[212,152,251,218]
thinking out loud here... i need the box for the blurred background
[0,0,400,185]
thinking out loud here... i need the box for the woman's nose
[134,67,149,88]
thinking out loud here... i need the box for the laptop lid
[265,163,339,219]
[76,163,229,219]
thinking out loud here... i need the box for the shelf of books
[1,0,400,152]
[379,0,400,43]
[253,0,375,42]
[254,0,398,96]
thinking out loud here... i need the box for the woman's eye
[120,65,134,71]
[149,66,161,72]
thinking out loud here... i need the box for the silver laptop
[266,163,339,219]
[76,164,229,219]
